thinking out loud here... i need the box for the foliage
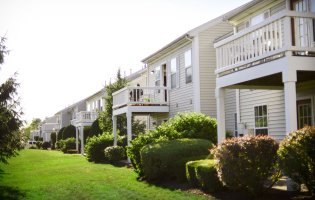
[0,36,23,163]
[89,118,102,137]
[56,140,64,149]
[60,137,77,153]
[83,126,91,143]
[278,126,315,195]
[57,127,65,140]
[85,133,117,163]
[34,136,39,141]
[28,145,37,149]
[212,135,279,194]
[104,146,125,162]
[35,141,43,149]
[62,125,76,139]
[23,118,41,139]
[140,138,212,181]
[186,159,223,193]
[50,132,56,149]
[41,141,51,150]
[127,112,217,176]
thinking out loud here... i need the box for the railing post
[283,16,292,48]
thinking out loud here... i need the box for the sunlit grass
[0,149,208,200]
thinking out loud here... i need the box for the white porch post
[283,71,297,134]
[216,88,226,144]
[80,126,85,155]
[113,116,117,146]
[127,112,132,147]
[75,126,79,152]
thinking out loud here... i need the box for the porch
[112,86,170,147]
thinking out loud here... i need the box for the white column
[80,126,85,155]
[127,112,132,147]
[113,116,117,146]
[75,126,79,152]
[284,81,297,134]
[216,88,226,144]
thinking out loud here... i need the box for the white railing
[71,111,98,125]
[215,10,315,74]
[113,86,169,109]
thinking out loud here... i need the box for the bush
[41,141,51,150]
[50,132,57,149]
[89,118,102,136]
[34,136,39,141]
[140,138,212,181]
[29,145,37,149]
[62,125,76,139]
[56,140,64,150]
[212,135,279,194]
[104,146,125,162]
[57,127,65,140]
[85,133,115,163]
[83,126,91,143]
[186,159,223,192]
[35,141,43,149]
[127,112,217,176]
[278,126,315,195]
[60,137,77,153]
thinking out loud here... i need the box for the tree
[0,37,23,163]
[23,118,41,139]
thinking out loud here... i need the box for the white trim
[296,95,314,127]
[192,36,201,112]
[253,104,269,136]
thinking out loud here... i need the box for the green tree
[23,118,41,139]
[0,37,23,163]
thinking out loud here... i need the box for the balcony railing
[113,86,169,109]
[214,10,315,76]
[71,111,98,125]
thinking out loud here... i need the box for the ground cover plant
[0,149,206,200]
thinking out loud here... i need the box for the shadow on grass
[0,185,26,200]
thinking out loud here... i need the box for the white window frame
[154,66,161,87]
[297,96,314,128]
[184,49,192,84]
[254,105,269,136]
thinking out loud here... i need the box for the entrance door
[297,99,313,129]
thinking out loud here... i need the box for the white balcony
[112,86,170,116]
[215,10,315,77]
[71,111,98,127]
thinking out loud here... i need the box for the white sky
[0,0,251,124]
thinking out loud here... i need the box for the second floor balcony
[112,86,170,115]
[214,10,315,77]
[71,111,98,126]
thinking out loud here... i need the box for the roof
[125,67,147,81]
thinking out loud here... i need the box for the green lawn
[0,149,209,200]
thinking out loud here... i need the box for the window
[154,66,161,87]
[170,58,177,89]
[254,105,268,135]
[185,49,192,83]
[297,99,313,129]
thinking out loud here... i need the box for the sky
[0,0,251,124]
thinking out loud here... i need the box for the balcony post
[75,126,79,152]
[283,70,297,134]
[283,16,293,48]
[127,112,132,147]
[80,126,85,155]
[216,88,226,144]
[113,116,117,146]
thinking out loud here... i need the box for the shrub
[50,132,57,149]
[127,112,217,176]
[29,145,37,149]
[60,137,77,153]
[104,146,125,162]
[56,140,64,150]
[186,159,223,192]
[41,141,51,150]
[140,138,212,181]
[278,126,315,195]
[83,126,91,143]
[34,136,39,141]
[62,125,76,139]
[212,135,279,194]
[85,133,115,163]
[35,141,43,149]
[89,118,102,136]
[57,127,65,140]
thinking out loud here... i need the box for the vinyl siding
[198,21,233,118]
[225,89,237,134]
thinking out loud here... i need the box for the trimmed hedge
[62,125,76,139]
[57,127,65,140]
[41,141,51,150]
[127,112,217,177]
[104,146,125,162]
[85,133,116,163]
[89,118,102,136]
[140,138,212,181]
[212,135,279,194]
[278,126,315,195]
[186,159,223,193]
[50,132,57,149]
[60,137,77,153]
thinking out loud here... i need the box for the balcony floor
[113,105,169,116]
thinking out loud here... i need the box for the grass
[0,149,209,200]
